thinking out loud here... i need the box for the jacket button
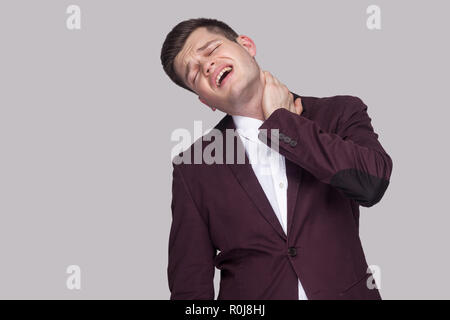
[290,140,297,147]
[284,136,292,143]
[288,247,297,257]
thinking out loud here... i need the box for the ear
[198,96,216,111]
[236,35,256,57]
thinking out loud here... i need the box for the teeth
[216,66,232,87]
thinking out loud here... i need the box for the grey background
[0,0,448,299]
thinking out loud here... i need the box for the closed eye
[208,45,220,56]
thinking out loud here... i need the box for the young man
[161,18,392,300]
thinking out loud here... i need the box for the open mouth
[216,66,233,88]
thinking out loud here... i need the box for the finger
[260,69,266,83]
[288,103,294,113]
[287,93,293,110]
[291,100,297,113]
[294,97,303,115]
[264,71,274,83]
[294,98,300,114]
[272,75,280,85]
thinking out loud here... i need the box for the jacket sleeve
[168,163,216,299]
[258,96,393,207]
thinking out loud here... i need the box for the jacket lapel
[219,92,309,242]
[223,116,288,242]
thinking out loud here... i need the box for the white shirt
[232,115,308,300]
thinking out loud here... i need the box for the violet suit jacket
[168,93,393,300]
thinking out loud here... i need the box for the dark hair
[160,18,239,94]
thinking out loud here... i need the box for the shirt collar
[232,115,264,142]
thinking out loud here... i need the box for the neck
[230,68,266,121]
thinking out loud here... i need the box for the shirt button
[288,247,297,257]
[279,182,284,188]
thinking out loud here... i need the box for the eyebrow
[184,39,219,85]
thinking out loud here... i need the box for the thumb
[294,97,303,115]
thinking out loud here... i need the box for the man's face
[174,27,260,115]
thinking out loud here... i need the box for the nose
[203,60,215,77]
